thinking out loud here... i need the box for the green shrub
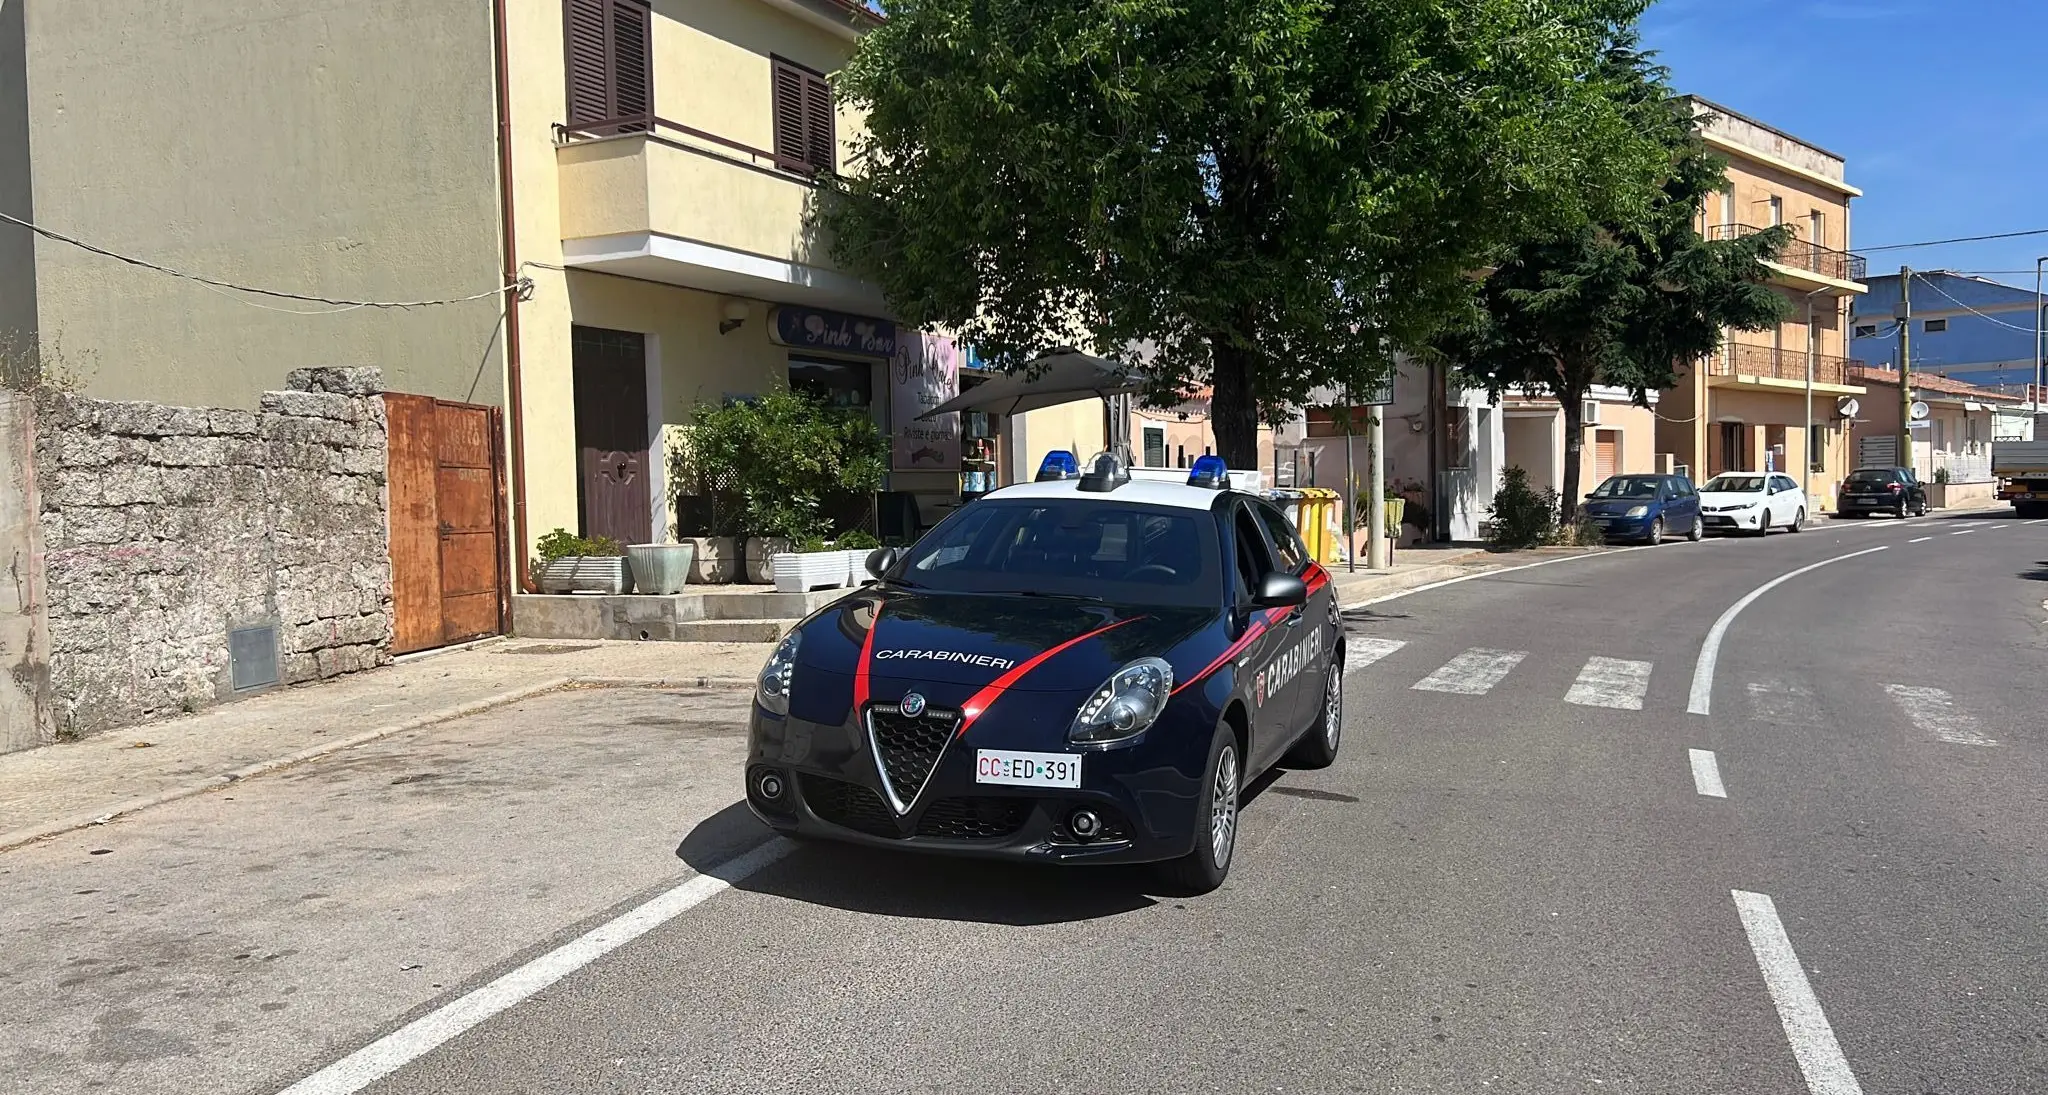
[1932,465,1952,484]
[835,529,882,550]
[673,391,889,543]
[535,528,623,562]
[1486,467,1558,550]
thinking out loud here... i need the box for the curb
[0,671,760,854]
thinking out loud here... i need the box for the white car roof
[982,476,1240,512]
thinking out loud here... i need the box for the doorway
[384,395,507,655]
[572,325,654,546]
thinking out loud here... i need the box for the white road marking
[1746,678,1824,726]
[1732,891,1864,1095]
[1882,684,1998,747]
[2027,519,2046,525]
[1344,636,1408,671]
[1983,524,2007,530]
[1687,547,1890,715]
[1688,748,1727,798]
[276,839,795,1095]
[1565,657,1653,710]
[1908,536,1932,543]
[1412,648,1526,695]
[1950,529,1972,535]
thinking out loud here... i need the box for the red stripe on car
[957,617,1143,735]
[851,598,882,711]
[1173,620,1267,696]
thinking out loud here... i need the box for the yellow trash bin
[1295,488,1340,564]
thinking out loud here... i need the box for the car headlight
[1732,500,1759,510]
[1624,505,1649,517]
[1068,657,1174,748]
[755,629,801,715]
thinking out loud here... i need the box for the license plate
[975,749,1083,788]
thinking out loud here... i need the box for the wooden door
[385,394,508,656]
[572,326,653,545]
[1593,430,1619,482]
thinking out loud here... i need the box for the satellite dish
[1836,397,1860,418]
[1910,400,1931,421]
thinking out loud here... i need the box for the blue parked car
[1580,474,1703,544]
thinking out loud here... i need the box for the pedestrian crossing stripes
[1346,637,1408,670]
[1411,648,1525,695]
[1882,684,1999,747]
[1565,657,1653,711]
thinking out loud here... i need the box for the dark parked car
[1581,474,1703,544]
[1837,467,1929,518]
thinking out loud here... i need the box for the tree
[1440,43,1792,521]
[820,0,1671,469]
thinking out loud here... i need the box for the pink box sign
[892,333,961,471]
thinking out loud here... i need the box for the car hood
[1583,498,1659,514]
[1698,491,1765,507]
[796,586,1215,694]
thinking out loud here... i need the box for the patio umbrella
[917,349,1151,419]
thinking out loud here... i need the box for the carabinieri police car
[743,451,1345,892]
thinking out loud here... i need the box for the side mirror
[865,547,901,580]
[1251,571,1308,609]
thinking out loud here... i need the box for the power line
[1856,227,2048,254]
[1909,272,2037,333]
[0,210,527,309]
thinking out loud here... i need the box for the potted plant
[532,529,630,594]
[772,534,853,593]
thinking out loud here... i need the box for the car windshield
[1589,476,1663,499]
[1703,475,1765,493]
[1845,470,1892,484]
[889,498,1219,608]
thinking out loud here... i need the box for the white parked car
[1698,472,1808,536]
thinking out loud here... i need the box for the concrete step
[695,588,849,620]
[669,619,801,643]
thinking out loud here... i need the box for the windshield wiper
[1014,589,1109,604]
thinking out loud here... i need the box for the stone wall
[1,390,52,750]
[32,367,392,737]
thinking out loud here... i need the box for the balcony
[553,116,883,313]
[1709,223,1868,293]
[1708,343,1866,391]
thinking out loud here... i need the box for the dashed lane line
[1688,748,1727,798]
[1732,891,1865,1095]
[1951,529,1974,536]
[1909,536,1932,543]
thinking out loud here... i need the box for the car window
[1702,475,1765,493]
[1845,469,1890,485]
[1249,500,1308,574]
[1589,476,1662,499]
[1231,503,1278,603]
[1772,476,1795,493]
[892,498,1219,607]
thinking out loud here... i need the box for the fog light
[1068,808,1102,840]
[757,770,786,801]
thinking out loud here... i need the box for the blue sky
[1640,0,2048,289]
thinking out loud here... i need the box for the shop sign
[892,333,962,471]
[769,305,897,358]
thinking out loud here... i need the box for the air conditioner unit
[1581,399,1602,425]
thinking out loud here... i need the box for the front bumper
[1587,514,1652,538]
[744,703,1209,866]
[1702,509,1763,530]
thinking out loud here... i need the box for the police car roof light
[1188,454,1230,489]
[1036,450,1080,482]
[1076,451,1130,493]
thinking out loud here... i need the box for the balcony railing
[1709,223,1868,284]
[1709,344,1862,386]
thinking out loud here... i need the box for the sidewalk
[0,639,769,851]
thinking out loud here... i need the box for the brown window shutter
[564,0,610,125]
[802,72,834,173]
[771,58,809,171]
[609,0,651,128]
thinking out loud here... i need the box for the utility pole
[1367,403,1387,570]
[2034,256,2045,430]
[1897,265,1914,472]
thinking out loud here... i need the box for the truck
[1993,439,2048,518]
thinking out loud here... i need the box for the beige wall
[21,0,507,408]
[0,0,32,347]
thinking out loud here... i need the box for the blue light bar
[1188,454,1230,489]
[1036,450,1080,482]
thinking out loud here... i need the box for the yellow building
[1660,98,1869,510]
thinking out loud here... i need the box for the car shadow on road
[675,801,1161,925]
[2020,562,2048,582]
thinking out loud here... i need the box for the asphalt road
[3,510,2043,1094]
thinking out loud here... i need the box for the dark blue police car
[744,451,1346,893]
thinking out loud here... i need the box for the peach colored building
[1659,98,1868,512]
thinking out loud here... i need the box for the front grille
[866,704,961,813]
[799,774,900,838]
[915,797,1033,840]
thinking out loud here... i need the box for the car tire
[1687,516,1704,542]
[1287,660,1343,769]
[1896,501,1909,519]
[1158,722,1240,896]
[1917,499,1931,517]
[1645,517,1664,546]
[1788,507,1805,533]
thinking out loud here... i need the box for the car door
[1248,498,1330,745]
[1225,500,1306,770]
[1661,476,1693,532]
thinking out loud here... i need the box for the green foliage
[1439,40,1792,520]
[1486,467,1560,550]
[835,529,882,550]
[673,391,890,543]
[820,0,1670,467]
[1932,465,1952,484]
[0,329,97,395]
[535,528,623,562]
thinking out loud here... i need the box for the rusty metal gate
[384,394,508,655]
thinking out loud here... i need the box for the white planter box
[843,548,873,586]
[536,556,631,595]
[772,550,851,594]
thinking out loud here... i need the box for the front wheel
[1687,515,1704,542]
[1158,724,1239,895]
[1644,517,1664,546]
[1788,507,1806,532]
[1916,499,1931,517]
[1287,660,1343,769]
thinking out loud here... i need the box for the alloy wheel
[1210,746,1239,868]
[1324,663,1343,748]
